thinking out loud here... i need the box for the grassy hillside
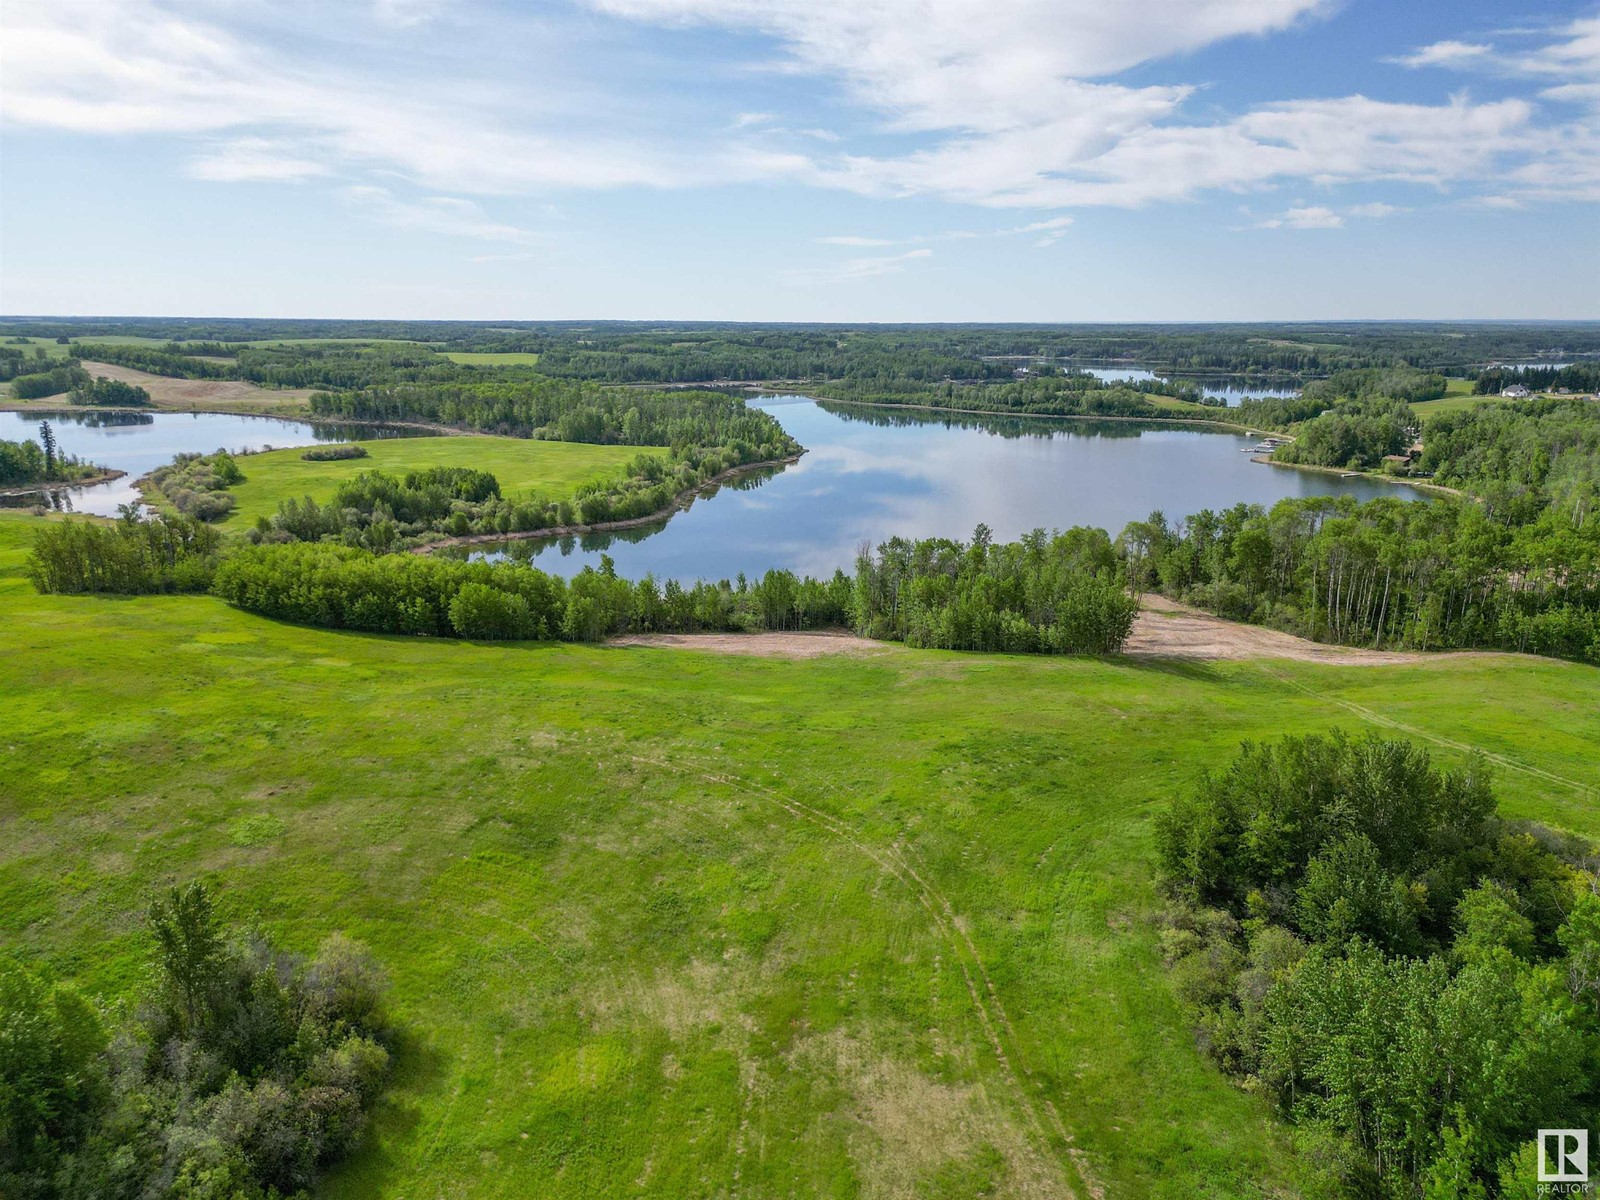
[2,509,1597,1197]
[222,436,656,526]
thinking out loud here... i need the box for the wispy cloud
[345,186,544,244]
[186,138,329,183]
[779,247,932,285]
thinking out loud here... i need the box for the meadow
[442,351,543,366]
[3,508,1598,1197]
[219,436,656,527]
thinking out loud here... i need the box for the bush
[0,883,392,1200]
[300,443,370,461]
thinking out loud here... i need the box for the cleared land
[1410,377,1507,420]
[221,436,657,527]
[443,351,542,366]
[3,509,1598,1197]
[0,360,320,415]
[615,598,1444,664]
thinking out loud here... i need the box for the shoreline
[1248,454,1463,498]
[409,452,804,554]
[0,398,478,439]
[0,468,126,498]
[778,392,1263,435]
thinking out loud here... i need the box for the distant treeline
[804,373,1222,423]
[308,377,799,455]
[11,321,1599,396]
[1159,732,1600,1196]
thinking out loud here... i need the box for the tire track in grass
[624,750,1096,1199]
[1262,667,1591,794]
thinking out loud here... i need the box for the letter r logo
[1540,1129,1589,1182]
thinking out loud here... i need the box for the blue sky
[1,0,1596,320]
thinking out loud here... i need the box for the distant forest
[3,319,1595,393]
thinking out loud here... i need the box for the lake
[2,410,406,515]
[1079,366,1296,405]
[458,397,1420,581]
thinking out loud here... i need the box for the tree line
[28,518,1140,655]
[1158,731,1600,1195]
[1,881,392,1200]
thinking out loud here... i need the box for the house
[1013,366,1031,378]
[1502,384,1532,398]
[1382,454,1413,470]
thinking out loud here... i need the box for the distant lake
[1,410,410,515]
[457,397,1420,581]
[1078,366,1296,406]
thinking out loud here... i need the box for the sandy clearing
[612,598,1439,665]
[1124,594,1428,664]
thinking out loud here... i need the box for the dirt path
[1123,594,1435,664]
[613,601,1440,665]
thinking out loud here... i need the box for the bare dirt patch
[612,597,1452,665]
[612,630,889,659]
[1125,594,1427,664]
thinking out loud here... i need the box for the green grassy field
[1410,377,1508,420]
[220,436,656,526]
[4,509,1598,1196]
[443,351,542,366]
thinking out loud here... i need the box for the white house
[1501,384,1532,398]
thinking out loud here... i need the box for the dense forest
[1159,732,1599,1195]
[0,882,392,1199]
[6,322,1593,407]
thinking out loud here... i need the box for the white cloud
[779,247,932,285]
[1258,205,1342,229]
[815,235,898,246]
[1346,202,1403,218]
[344,186,544,244]
[1,0,1592,227]
[592,0,1326,132]
[1395,40,1492,69]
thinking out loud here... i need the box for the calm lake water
[1079,366,1296,406]
[459,397,1419,581]
[1,410,397,515]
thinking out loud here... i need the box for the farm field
[443,351,543,365]
[0,360,318,415]
[3,509,1597,1198]
[217,436,656,527]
